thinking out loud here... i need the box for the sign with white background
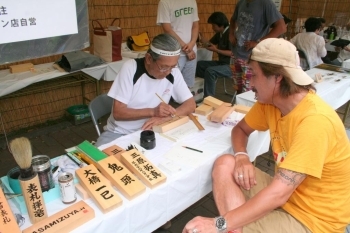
[0,0,77,44]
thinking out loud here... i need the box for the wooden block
[75,183,90,200]
[203,96,224,109]
[102,145,126,161]
[76,164,123,213]
[234,104,251,114]
[209,103,235,123]
[9,63,34,73]
[0,189,21,233]
[195,104,213,115]
[121,149,167,188]
[152,116,189,133]
[23,200,94,233]
[188,113,205,130]
[315,73,323,83]
[97,156,146,200]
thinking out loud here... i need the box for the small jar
[140,130,156,150]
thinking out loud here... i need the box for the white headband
[150,45,181,56]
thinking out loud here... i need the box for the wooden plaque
[76,164,123,213]
[9,63,34,73]
[102,145,126,161]
[209,103,235,123]
[0,188,21,233]
[121,149,167,188]
[23,201,94,233]
[97,156,146,200]
[234,104,251,114]
[203,96,224,109]
[152,116,189,133]
[195,104,213,115]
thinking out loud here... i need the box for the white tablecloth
[18,114,270,233]
[0,62,107,98]
[236,68,350,110]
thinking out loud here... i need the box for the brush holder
[7,166,22,194]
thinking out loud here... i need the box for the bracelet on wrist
[234,152,248,157]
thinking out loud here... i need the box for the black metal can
[58,172,77,204]
[140,130,156,150]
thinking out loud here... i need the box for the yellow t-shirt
[245,92,350,233]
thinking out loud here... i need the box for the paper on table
[163,145,206,168]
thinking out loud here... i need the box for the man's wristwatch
[214,216,227,233]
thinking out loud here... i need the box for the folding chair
[88,93,113,136]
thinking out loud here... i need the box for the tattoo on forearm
[276,169,306,187]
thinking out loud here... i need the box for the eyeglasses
[153,59,179,72]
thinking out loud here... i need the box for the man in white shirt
[290,17,327,70]
[95,34,196,147]
[157,0,199,88]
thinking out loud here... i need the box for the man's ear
[275,74,282,83]
[145,53,152,65]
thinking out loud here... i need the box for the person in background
[317,17,326,38]
[330,22,350,66]
[157,0,199,88]
[95,34,196,147]
[182,38,350,233]
[279,14,292,39]
[229,0,286,94]
[290,17,327,69]
[195,12,232,97]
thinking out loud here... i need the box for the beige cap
[251,38,314,85]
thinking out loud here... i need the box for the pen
[182,146,203,153]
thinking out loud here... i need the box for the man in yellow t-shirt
[182,38,350,233]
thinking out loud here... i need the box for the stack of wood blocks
[195,96,251,123]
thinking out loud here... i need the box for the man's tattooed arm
[276,168,306,188]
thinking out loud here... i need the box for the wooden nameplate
[152,116,189,133]
[76,164,123,213]
[0,188,21,233]
[23,201,94,233]
[209,103,235,123]
[203,96,224,109]
[97,156,146,200]
[9,63,34,73]
[121,149,167,188]
[195,104,213,116]
[102,144,126,161]
[234,104,251,114]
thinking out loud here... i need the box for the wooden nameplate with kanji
[152,116,189,133]
[76,164,123,213]
[97,156,146,200]
[23,201,94,233]
[0,188,21,233]
[102,144,126,160]
[121,149,167,188]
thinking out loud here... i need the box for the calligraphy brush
[9,137,47,224]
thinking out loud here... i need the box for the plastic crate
[66,104,91,125]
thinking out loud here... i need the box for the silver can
[58,172,77,204]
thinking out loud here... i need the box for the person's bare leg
[212,154,245,233]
